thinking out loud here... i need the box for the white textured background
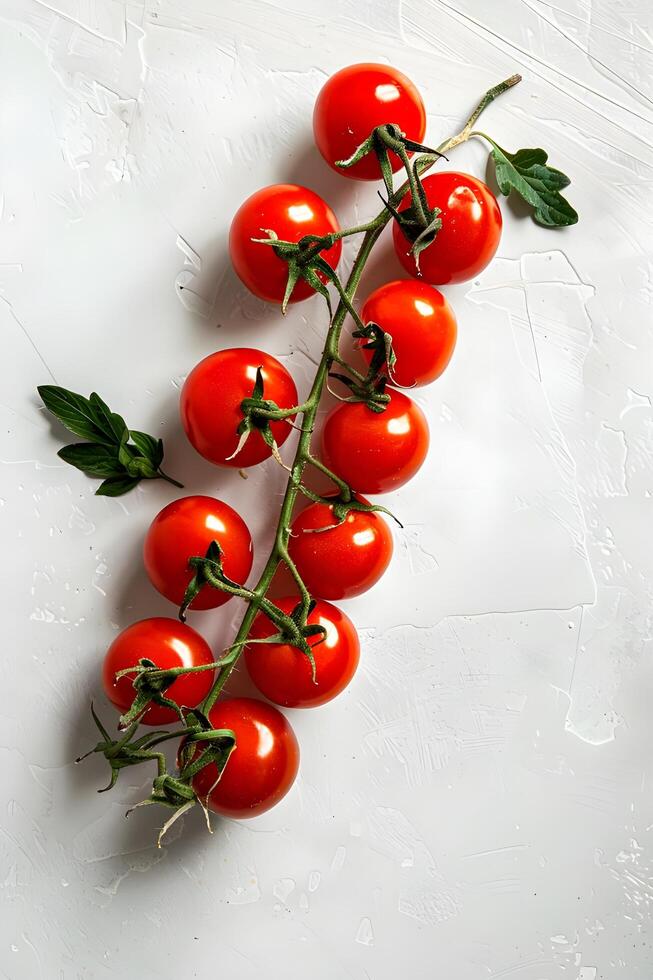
[2,1,653,977]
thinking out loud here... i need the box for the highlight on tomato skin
[392,171,502,284]
[359,280,457,388]
[246,597,360,708]
[287,494,393,600]
[229,184,342,304]
[143,495,253,610]
[313,63,427,181]
[188,697,300,818]
[102,618,215,726]
[180,348,298,468]
[321,390,430,495]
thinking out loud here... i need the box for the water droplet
[355,917,374,946]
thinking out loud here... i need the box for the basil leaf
[130,430,164,468]
[38,386,115,444]
[88,392,128,445]
[58,443,126,478]
[96,475,141,497]
[486,140,578,227]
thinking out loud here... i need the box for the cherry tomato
[393,171,502,284]
[246,596,360,708]
[143,495,253,610]
[181,348,298,468]
[313,63,426,181]
[321,391,429,495]
[229,184,342,303]
[360,280,457,387]
[103,617,214,726]
[287,495,393,600]
[190,697,299,818]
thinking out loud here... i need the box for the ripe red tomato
[287,495,393,600]
[143,495,253,609]
[321,391,429,495]
[393,171,502,284]
[360,280,457,387]
[181,348,298,468]
[246,596,360,707]
[103,618,214,726]
[190,697,299,818]
[313,63,426,181]
[229,184,342,303]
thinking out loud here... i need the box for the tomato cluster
[100,63,504,824]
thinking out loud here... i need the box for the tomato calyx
[329,328,395,413]
[78,702,238,845]
[179,540,250,621]
[247,597,327,683]
[113,657,217,729]
[230,365,297,465]
[381,167,443,271]
[305,492,402,532]
[252,230,339,313]
[335,123,445,195]
[352,321,400,387]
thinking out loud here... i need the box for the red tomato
[246,596,360,707]
[181,348,298,468]
[143,495,253,610]
[360,280,457,387]
[321,391,429,494]
[229,184,342,303]
[288,495,393,600]
[190,698,299,818]
[103,618,214,726]
[393,172,502,284]
[313,63,426,181]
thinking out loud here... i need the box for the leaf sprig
[479,136,578,227]
[38,385,183,497]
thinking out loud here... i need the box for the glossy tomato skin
[288,495,393,600]
[229,184,342,303]
[103,618,214,726]
[181,348,298,468]
[143,495,253,610]
[190,698,299,818]
[393,172,502,284]
[246,596,360,708]
[313,63,426,181]
[321,391,429,495]
[360,280,457,387]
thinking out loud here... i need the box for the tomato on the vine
[103,618,214,726]
[360,280,457,387]
[321,391,429,495]
[287,495,393,600]
[313,63,426,181]
[246,596,360,707]
[189,697,299,818]
[181,348,298,468]
[393,171,502,284]
[143,495,253,609]
[229,184,342,303]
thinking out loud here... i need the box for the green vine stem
[199,73,521,715]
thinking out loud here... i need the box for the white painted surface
[2,1,652,977]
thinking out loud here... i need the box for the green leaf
[40,385,181,496]
[88,392,128,445]
[486,140,578,227]
[96,475,141,496]
[38,386,115,444]
[57,443,126,478]
[130,430,164,467]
